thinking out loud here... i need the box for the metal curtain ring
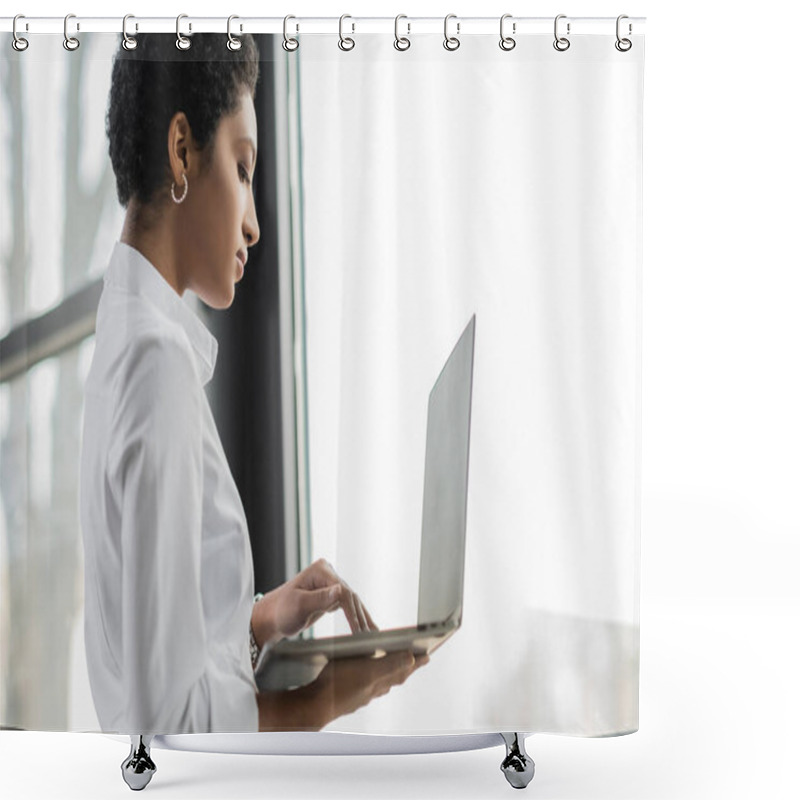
[339,14,355,51]
[615,14,632,51]
[443,14,460,51]
[553,14,570,51]
[499,13,516,51]
[227,15,241,51]
[122,14,138,51]
[63,13,80,51]
[176,14,191,50]
[394,14,411,51]
[12,14,29,51]
[283,15,299,51]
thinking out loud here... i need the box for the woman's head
[107,33,261,308]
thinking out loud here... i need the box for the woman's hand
[256,651,429,731]
[306,651,429,728]
[252,559,378,648]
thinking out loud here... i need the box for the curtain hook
[176,14,191,50]
[394,14,411,51]
[499,14,516,51]
[283,15,299,51]
[122,15,138,51]
[444,13,460,51]
[12,14,29,52]
[63,13,80,51]
[339,14,355,51]
[615,14,632,52]
[227,15,242,51]
[553,14,570,52]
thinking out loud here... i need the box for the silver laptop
[256,315,476,691]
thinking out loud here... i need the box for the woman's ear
[167,111,193,182]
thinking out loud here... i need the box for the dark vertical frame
[204,40,287,593]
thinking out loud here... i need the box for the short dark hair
[106,33,260,209]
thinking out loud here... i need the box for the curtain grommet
[176,13,191,51]
[615,15,633,51]
[12,14,29,51]
[394,14,411,51]
[63,13,80,51]
[499,14,516,51]
[553,14,570,51]
[444,14,460,51]
[227,15,242,51]
[283,15,299,52]
[338,14,355,51]
[121,14,138,51]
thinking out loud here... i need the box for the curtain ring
[394,14,411,51]
[12,15,29,52]
[443,14,460,51]
[499,14,516,51]
[227,15,242,51]
[615,14,632,52]
[176,14,191,51]
[553,14,570,51]
[339,14,355,51]
[283,15,299,51]
[63,13,80,51]
[121,14,138,51]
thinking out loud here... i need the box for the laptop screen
[417,315,475,628]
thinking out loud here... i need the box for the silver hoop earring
[171,173,188,204]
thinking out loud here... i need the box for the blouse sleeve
[107,330,241,734]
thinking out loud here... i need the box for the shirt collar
[103,240,218,386]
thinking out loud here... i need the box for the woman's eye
[238,164,250,184]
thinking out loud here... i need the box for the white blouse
[80,240,259,734]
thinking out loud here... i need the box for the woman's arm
[109,331,254,733]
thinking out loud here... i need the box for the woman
[79,32,424,735]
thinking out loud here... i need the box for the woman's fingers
[351,593,369,632]
[328,583,363,633]
[298,585,339,624]
[371,651,418,692]
[361,601,378,631]
[297,559,379,633]
[343,586,362,632]
[347,588,375,633]
[308,558,341,589]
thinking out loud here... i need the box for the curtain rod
[0,16,646,37]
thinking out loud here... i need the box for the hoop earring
[171,173,188,204]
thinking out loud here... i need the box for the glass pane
[0,34,124,338]
[0,335,96,730]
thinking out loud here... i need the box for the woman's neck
[120,200,185,297]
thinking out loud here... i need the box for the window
[0,33,302,730]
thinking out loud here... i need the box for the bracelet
[249,592,264,670]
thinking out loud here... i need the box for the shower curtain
[0,19,642,741]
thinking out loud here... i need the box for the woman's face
[180,91,260,309]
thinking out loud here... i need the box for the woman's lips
[236,253,245,278]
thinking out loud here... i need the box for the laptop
[255,314,476,691]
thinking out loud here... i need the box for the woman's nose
[244,195,260,247]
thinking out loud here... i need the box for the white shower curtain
[294,32,643,734]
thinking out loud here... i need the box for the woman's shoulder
[95,304,198,407]
[104,322,202,454]
[97,284,193,364]
[103,319,204,479]
[121,323,197,392]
